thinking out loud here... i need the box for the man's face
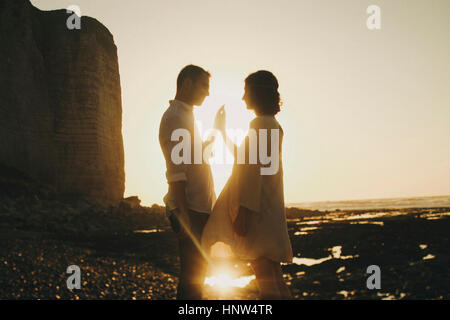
[192,74,210,106]
[242,85,252,110]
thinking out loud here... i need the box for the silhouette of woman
[202,70,293,299]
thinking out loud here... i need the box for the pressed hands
[214,105,255,237]
[173,106,256,239]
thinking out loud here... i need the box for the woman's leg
[272,262,292,300]
[251,258,282,299]
[251,258,292,300]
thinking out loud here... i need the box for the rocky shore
[0,172,449,300]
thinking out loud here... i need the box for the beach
[2,0,450,303]
[0,190,448,300]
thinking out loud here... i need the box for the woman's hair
[245,70,282,115]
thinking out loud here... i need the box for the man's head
[176,65,210,106]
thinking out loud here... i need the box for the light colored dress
[201,116,293,263]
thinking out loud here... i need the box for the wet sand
[0,193,448,300]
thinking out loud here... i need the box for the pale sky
[32,0,450,206]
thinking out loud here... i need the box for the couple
[159,65,293,300]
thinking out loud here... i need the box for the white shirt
[159,99,216,215]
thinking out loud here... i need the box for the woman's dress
[201,115,293,263]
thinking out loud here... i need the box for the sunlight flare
[204,273,256,289]
[194,76,254,196]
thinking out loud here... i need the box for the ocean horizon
[288,195,450,211]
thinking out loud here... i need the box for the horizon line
[286,194,450,206]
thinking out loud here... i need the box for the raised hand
[214,105,226,133]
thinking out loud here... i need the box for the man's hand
[233,206,252,236]
[174,209,191,239]
[169,181,191,239]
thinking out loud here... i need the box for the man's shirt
[159,99,216,215]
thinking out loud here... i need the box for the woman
[201,70,293,299]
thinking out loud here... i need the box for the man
[159,65,216,300]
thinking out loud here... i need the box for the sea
[288,195,450,211]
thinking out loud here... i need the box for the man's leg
[170,210,209,300]
[176,236,196,299]
[186,211,209,298]
[168,211,188,299]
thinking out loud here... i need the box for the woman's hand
[214,105,226,133]
[233,206,252,236]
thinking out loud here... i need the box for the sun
[194,77,254,196]
[204,267,255,290]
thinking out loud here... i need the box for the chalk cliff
[0,0,125,202]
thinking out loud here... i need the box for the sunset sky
[32,0,450,206]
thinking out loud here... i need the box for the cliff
[0,0,125,202]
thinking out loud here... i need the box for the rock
[121,196,141,209]
[0,0,124,202]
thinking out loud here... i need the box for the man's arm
[160,114,191,239]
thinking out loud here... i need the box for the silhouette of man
[159,65,216,300]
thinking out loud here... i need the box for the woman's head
[243,70,282,116]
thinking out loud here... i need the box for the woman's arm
[221,131,238,158]
[233,206,256,236]
[214,105,239,158]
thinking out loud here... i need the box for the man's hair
[176,65,210,90]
